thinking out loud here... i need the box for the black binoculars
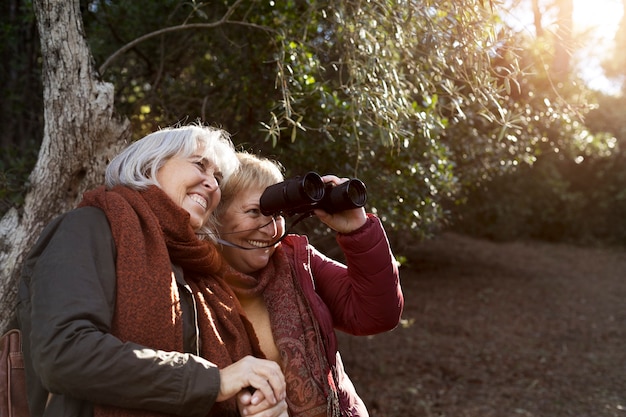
[259,171,367,217]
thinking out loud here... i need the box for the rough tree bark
[0,0,131,332]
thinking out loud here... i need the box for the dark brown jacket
[17,207,220,417]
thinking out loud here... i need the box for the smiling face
[216,187,286,274]
[155,153,223,231]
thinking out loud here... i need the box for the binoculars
[259,171,367,217]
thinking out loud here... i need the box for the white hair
[106,125,238,189]
[105,124,239,239]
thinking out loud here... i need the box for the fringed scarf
[79,185,261,417]
[222,245,341,417]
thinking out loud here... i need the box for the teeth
[189,194,207,209]
[247,240,269,248]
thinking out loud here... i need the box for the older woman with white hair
[17,125,287,417]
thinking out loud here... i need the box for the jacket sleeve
[18,207,219,417]
[308,213,403,335]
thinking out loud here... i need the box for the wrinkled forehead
[178,135,237,180]
[174,137,211,158]
[199,147,228,176]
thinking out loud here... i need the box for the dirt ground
[336,232,626,417]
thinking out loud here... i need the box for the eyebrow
[194,155,223,178]
[191,155,212,166]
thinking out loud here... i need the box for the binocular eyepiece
[259,171,367,217]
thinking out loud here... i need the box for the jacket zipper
[182,283,201,356]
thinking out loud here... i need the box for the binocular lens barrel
[319,179,367,213]
[301,173,325,201]
[260,172,367,217]
[260,172,324,216]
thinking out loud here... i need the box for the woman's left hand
[237,389,288,417]
[313,175,368,234]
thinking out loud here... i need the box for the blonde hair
[215,151,284,218]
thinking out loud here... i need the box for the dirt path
[337,232,626,417]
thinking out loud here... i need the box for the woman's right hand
[314,175,367,234]
[217,356,286,406]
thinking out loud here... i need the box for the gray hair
[105,124,239,239]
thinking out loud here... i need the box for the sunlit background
[573,0,624,94]
[505,0,624,95]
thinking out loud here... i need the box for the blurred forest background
[3,2,625,414]
[1,0,625,251]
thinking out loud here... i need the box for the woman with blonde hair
[214,152,403,417]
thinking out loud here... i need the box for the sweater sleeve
[309,213,403,335]
[18,207,219,417]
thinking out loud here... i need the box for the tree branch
[98,1,276,75]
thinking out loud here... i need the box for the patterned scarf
[222,245,341,417]
[79,185,261,417]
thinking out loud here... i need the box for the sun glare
[573,0,624,94]
[504,0,624,95]
[573,0,623,42]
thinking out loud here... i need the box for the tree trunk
[531,0,544,37]
[552,0,573,78]
[0,0,131,332]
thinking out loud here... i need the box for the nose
[202,173,219,191]
[259,216,278,238]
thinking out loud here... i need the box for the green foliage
[0,0,42,142]
[447,28,626,245]
[586,94,626,140]
[0,0,42,216]
[4,0,625,249]
[451,139,626,245]
[82,0,522,243]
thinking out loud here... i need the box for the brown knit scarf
[222,245,341,417]
[79,185,261,417]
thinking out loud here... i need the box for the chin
[253,258,271,269]
[190,220,203,230]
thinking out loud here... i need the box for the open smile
[189,193,208,210]
[246,239,274,248]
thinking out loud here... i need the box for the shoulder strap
[1,329,30,417]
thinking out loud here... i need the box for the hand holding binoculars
[259,171,367,217]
